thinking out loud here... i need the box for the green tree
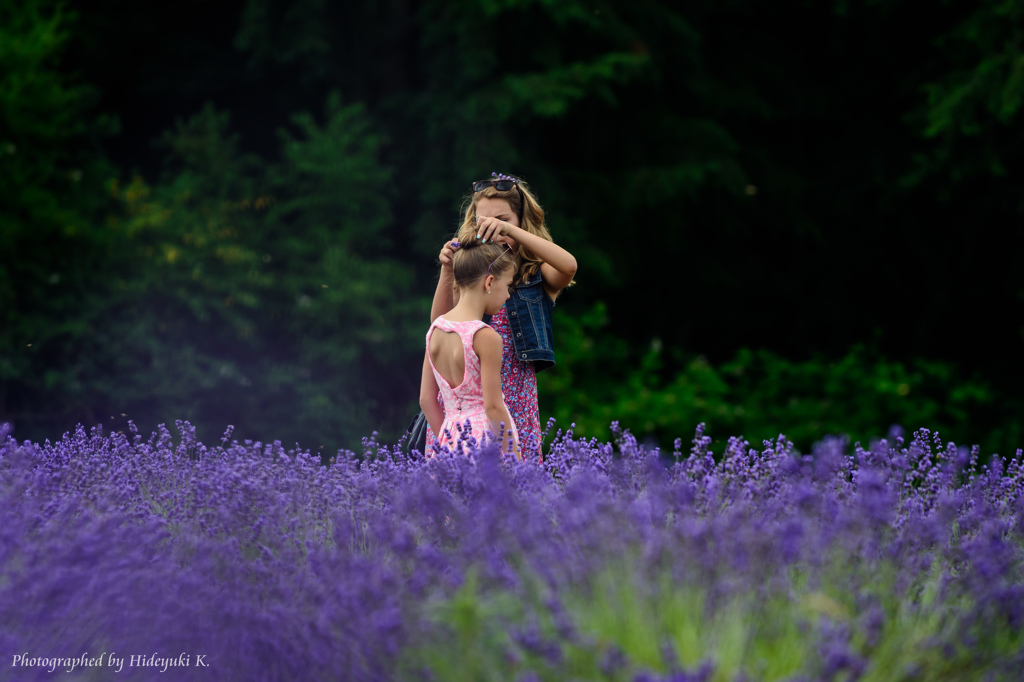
[0,0,117,435]
[95,96,421,451]
[8,0,1023,453]
[911,0,1024,176]
[95,106,273,442]
[262,92,422,448]
[900,0,1024,438]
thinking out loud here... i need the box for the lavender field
[1,420,1022,681]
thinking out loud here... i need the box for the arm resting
[419,352,445,437]
[475,328,521,459]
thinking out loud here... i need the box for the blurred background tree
[0,0,118,433]
[1,0,1021,455]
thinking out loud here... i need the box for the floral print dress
[489,305,542,457]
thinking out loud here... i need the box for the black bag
[404,410,428,456]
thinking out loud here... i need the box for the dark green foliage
[0,0,118,430]
[92,98,420,450]
[540,303,1012,455]
[917,0,1024,142]
[3,0,1023,453]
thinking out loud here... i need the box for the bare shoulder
[472,326,502,357]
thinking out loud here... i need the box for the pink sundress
[426,317,519,454]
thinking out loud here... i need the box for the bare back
[428,328,466,389]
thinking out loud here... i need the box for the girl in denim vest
[430,174,577,458]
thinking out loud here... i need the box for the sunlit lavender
[1,419,1022,681]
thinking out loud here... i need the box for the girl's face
[476,196,519,246]
[485,268,515,315]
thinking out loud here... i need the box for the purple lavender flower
[0,418,1020,680]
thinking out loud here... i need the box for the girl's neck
[445,291,488,322]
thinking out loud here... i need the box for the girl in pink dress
[420,240,520,459]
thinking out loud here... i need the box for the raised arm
[475,327,521,459]
[429,241,460,322]
[476,218,577,299]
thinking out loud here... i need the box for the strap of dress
[427,317,490,373]
[430,317,489,338]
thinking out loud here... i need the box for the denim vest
[504,272,556,372]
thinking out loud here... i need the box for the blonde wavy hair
[453,178,575,289]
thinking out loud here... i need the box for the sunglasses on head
[472,179,518,193]
[471,176,525,222]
